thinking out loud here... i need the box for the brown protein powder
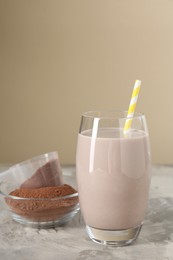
[6,184,79,222]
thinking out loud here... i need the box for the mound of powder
[9,184,76,198]
[6,184,79,222]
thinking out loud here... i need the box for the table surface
[0,165,173,260]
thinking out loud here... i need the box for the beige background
[0,0,173,165]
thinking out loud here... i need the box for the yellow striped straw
[124,80,141,132]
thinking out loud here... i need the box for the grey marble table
[0,165,173,260]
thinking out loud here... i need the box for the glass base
[86,223,143,246]
[11,208,79,229]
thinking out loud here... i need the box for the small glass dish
[0,152,79,228]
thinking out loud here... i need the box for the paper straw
[124,80,141,132]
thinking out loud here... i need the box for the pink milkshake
[76,111,151,245]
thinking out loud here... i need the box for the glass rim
[82,110,145,120]
[9,151,59,169]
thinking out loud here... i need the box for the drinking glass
[76,110,151,246]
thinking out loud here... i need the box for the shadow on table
[60,210,85,228]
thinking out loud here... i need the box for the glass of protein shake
[76,110,151,246]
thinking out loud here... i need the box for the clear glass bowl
[0,153,79,228]
[0,172,79,228]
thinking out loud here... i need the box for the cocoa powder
[10,184,76,198]
[6,184,79,222]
